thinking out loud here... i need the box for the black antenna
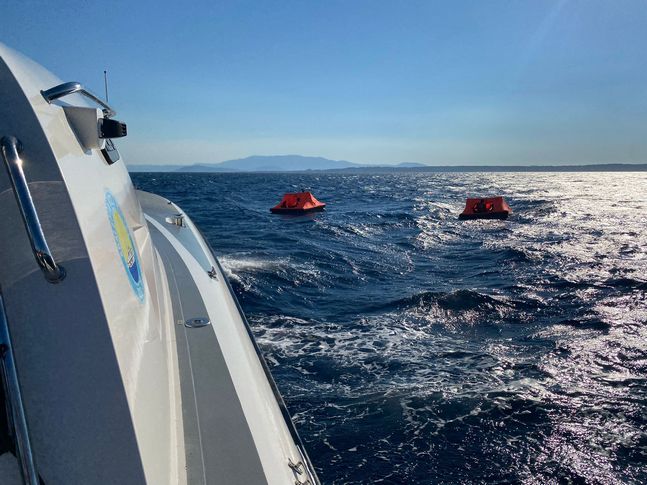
[103,70,109,102]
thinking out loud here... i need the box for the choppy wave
[133,171,647,484]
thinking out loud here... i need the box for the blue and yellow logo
[105,191,145,302]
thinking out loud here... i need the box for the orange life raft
[459,196,511,220]
[270,191,326,214]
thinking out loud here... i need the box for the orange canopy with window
[270,192,326,214]
[459,196,511,220]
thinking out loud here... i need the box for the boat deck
[138,190,269,484]
[0,190,313,484]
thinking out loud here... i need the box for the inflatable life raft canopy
[459,196,511,220]
[270,191,326,214]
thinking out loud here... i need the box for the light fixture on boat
[98,118,127,139]
[165,213,185,227]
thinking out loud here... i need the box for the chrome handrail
[41,81,116,118]
[0,136,66,283]
[0,291,39,485]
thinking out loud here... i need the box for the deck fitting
[165,213,185,227]
[184,318,211,328]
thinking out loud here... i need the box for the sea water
[132,171,647,484]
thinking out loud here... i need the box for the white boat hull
[0,43,317,484]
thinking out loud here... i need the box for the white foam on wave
[249,308,529,402]
[218,254,289,291]
[219,254,289,275]
[219,253,324,293]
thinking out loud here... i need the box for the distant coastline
[128,162,647,173]
[127,154,647,173]
[322,163,647,173]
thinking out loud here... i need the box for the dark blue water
[132,171,647,484]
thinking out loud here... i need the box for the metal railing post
[0,292,39,484]
[0,136,66,283]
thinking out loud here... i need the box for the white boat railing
[41,81,116,118]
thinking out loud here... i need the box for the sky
[3,0,647,166]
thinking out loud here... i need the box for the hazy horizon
[127,155,647,169]
[126,154,647,173]
[4,1,647,166]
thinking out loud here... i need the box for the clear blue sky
[3,0,647,165]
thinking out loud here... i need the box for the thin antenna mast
[103,70,109,102]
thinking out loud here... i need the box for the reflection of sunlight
[403,173,645,480]
[514,0,570,81]
[531,318,647,482]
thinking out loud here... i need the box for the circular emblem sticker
[105,191,145,302]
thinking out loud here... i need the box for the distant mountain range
[127,164,186,172]
[127,155,647,173]
[127,155,426,173]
